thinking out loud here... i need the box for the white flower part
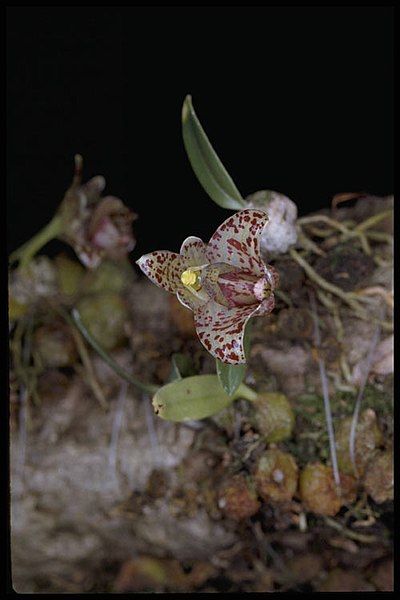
[245,190,298,255]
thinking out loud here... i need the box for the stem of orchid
[236,383,258,402]
[71,309,159,395]
[68,322,109,410]
[9,214,63,268]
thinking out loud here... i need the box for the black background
[7,7,393,258]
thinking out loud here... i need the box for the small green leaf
[216,361,247,397]
[153,374,256,422]
[216,319,253,396]
[168,353,196,382]
[182,95,246,210]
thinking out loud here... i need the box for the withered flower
[58,155,136,268]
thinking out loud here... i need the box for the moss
[295,386,392,422]
[285,386,392,466]
[335,385,393,418]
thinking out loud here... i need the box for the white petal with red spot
[206,209,269,276]
[136,251,188,294]
[193,300,259,364]
[180,236,207,266]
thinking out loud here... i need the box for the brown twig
[331,192,366,213]
[323,516,378,544]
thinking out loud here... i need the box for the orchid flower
[137,209,279,364]
[58,155,137,269]
[9,155,137,271]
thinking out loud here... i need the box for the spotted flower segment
[136,210,279,364]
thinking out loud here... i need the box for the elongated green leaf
[216,319,253,396]
[182,95,246,210]
[153,374,257,422]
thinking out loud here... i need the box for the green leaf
[216,319,253,396]
[168,353,196,382]
[182,95,246,210]
[152,374,257,422]
[216,361,246,397]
